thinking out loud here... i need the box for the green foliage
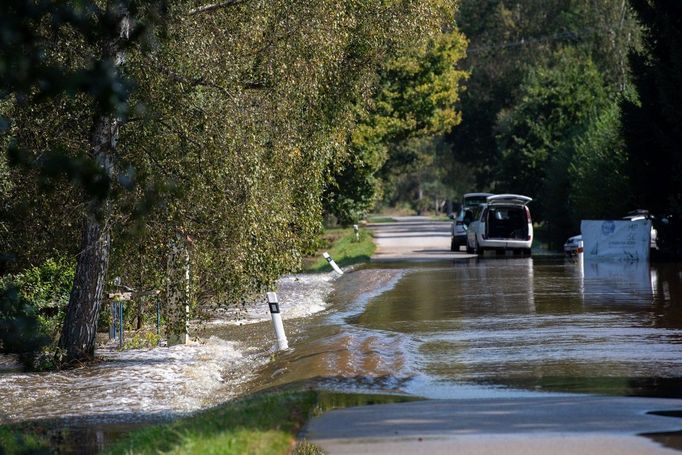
[327,28,469,223]
[494,48,614,243]
[0,285,51,370]
[104,390,419,455]
[304,227,375,273]
[1,0,461,351]
[0,257,74,369]
[449,0,641,190]
[293,440,324,455]
[569,102,632,220]
[3,257,75,335]
[122,330,160,350]
[623,0,682,220]
[0,426,51,455]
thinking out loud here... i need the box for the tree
[3,0,459,364]
[448,0,641,189]
[569,101,632,220]
[623,0,682,218]
[495,48,611,242]
[326,29,469,221]
[1,0,165,364]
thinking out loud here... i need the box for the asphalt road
[369,216,476,261]
[302,396,682,454]
[301,216,682,454]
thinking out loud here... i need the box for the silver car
[450,193,493,251]
[563,235,583,256]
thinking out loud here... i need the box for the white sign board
[581,220,650,262]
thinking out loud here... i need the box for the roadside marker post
[578,239,584,278]
[323,252,344,275]
[353,224,359,242]
[267,292,289,351]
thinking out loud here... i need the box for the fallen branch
[187,0,246,16]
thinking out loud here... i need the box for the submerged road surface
[303,217,682,454]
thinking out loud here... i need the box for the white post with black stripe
[267,292,288,351]
[323,252,344,275]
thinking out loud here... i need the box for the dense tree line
[0,0,459,366]
[436,0,681,247]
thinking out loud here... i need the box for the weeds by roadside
[303,227,375,273]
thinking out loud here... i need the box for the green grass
[102,390,420,455]
[303,227,375,273]
[0,426,52,454]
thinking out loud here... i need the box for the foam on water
[0,336,260,424]
[206,272,337,325]
[0,272,337,425]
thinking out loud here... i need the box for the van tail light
[525,206,532,223]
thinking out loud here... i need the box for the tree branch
[187,0,247,16]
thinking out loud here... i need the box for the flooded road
[249,258,682,400]
[2,218,681,452]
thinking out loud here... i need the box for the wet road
[370,216,470,261]
[296,218,682,454]
[254,219,682,399]
[2,217,682,453]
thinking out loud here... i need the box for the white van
[466,194,533,256]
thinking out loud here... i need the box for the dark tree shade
[623,0,682,217]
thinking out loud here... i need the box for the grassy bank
[0,427,48,454]
[0,391,418,454]
[303,226,375,273]
[102,390,418,455]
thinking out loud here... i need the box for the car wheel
[450,238,457,252]
[523,248,532,256]
[466,243,474,254]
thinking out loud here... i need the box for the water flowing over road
[2,217,682,453]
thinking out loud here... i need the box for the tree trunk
[59,207,111,362]
[58,3,129,365]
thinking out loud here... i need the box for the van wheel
[476,243,484,256]
[450,238,457,252]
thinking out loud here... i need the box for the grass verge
[0,426,50,454]
[3,390,417,454]
[100,390,420,455]
[303,227,375,273]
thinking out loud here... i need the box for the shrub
[0,256,75,370]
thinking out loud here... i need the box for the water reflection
[582,260,653,300]
[260,258,682,399]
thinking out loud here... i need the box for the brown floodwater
[3,257,682,452]
[247,257,682,399]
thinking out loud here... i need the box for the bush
[0,257,74,370]
[0,285,51,369]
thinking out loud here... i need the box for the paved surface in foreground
[303,396,682,454]
[303,217,682,454]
